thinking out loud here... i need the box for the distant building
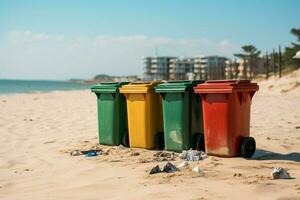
[194,56,227,80]
[142,56,175,80]
[169,57,195,80]
[225,57,266,79]
[142,57,153,81]
[142,55,227,81]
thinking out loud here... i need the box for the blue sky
[0,0,299,80]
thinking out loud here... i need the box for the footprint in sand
[295,184,300,194]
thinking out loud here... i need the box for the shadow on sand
[252,149,300,162]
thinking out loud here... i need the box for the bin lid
[91,82,129,93]
[155,80,204,93]
[194,80,259,93]
[119,81,162,93]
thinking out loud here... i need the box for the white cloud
[0,30,239,80]
[7,30,64,43]
[219,39,239,57]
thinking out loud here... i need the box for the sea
[0,79,90,95]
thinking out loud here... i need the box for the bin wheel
[154,132,164,150]
[122,131,129,147]
[240,137,256,158]
[194,133,205,151]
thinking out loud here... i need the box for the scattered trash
[149,165,161,175]
[118,144,126,149]
[177,161,189,168]
[70,150,82,156]
[85,150,99,157]
[179,149,207,161]
[271,167,292,179]
[192,166,203,174]
[149,162,178,175]
[70,148,103,157]
[153,151,176,162]
[162,162,178,173]
[130,152,140,156]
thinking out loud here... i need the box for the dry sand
[0,70,300,200]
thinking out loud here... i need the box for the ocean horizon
[0,79,90,95]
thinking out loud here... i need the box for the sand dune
[0,71,300,199]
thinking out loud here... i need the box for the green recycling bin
[155,80,205,152]
[91,82,129,146]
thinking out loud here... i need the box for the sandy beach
[0,70,300,200]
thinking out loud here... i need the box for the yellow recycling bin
[119,81,164,150]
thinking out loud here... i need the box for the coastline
[0,89,90,96]
[0,74,300,199]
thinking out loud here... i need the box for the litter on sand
[118,144,126,150]
[85,150,99,157]
[177,161,189,168]
[271,167,292,179]
[149,165,161,174]
[162,162,178,173]
[179,149,207,161]
[192,166,203,174]
[70,149,103,157]
[153,151,176,162]
[70,150,82,156]
[149,162,178,175]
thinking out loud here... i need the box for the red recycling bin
[194,80,259,158]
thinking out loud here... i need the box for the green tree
[283,28,300,67]
[291,28,300,43]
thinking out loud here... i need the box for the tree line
[233,27,300,79]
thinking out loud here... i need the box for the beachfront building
[151,57,174,80]
[194,56,227,80]
[193,56,205,80]
[225,57,266,79]
[142,57,153,81]
[142,56,175,80]
[142,56,228,81]
[169,57,195,80]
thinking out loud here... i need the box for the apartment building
[225,57,266,79]
[142,56,175,80]
[169,57,195,80]
[142,56,227,81]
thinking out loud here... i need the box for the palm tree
[234,45,261,79]
[291,28,300,43]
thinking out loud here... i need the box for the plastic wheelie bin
[91,82,129,146]
[194,80,259,158]
[155,80,205,152]
[119,81,164,150]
